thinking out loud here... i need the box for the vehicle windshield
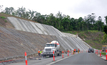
[46,44,55,47]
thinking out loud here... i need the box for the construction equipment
[42,41,61,57]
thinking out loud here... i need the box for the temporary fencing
[106,49,107,60]
[25,52,27,65]
[53,51,55,61]
[62,51,64,58]
[100,50,101,57]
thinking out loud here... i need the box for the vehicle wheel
[43,55,46,57]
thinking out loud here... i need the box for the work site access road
[6,52,107,65]
[50,53,107,65]
[6,53,69,65]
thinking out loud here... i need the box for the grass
[0,16,7,22]
[63,30,104,50]
[101,52,106,55]
[63,31,77,35]
[88,30,99,33]
[0,13,37,22]
[4,20,7,22]
[85,40,92,43]
[0,16,6,19]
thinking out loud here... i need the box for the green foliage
[77,30,104,49]
[88,30,98,33]
[104,26,107,34]
[2,6,106,32]
[0,16,6,19]
[63,31,77,35]
[92,46,96,48]
[4,20,7,22]
[85,40,92,43]
[105,16,107,25]
[101,52,106,55]
[102,34,107,44]
[80,33,87,38]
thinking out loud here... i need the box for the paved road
[6,54,70,65]
[50,53,107,65]
[5,52,107,65]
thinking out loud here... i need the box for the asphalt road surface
[50,53,107,65]
[6,52,107,65]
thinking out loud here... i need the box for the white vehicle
[43,41,61,57]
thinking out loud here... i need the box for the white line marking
[46,55,72,65]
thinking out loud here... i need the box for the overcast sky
[0,0,107,23]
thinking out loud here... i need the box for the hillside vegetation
[65,31,106,50]
[0,6,107,32]
[0,13,106,50]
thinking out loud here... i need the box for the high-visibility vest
[40,51,42,54]
[38,51,40,53]
[74,49,76,51]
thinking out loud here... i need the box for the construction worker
[38,50,40,57]
[40,50,42,57]
[74,49,76,54]
[78,49,80,53]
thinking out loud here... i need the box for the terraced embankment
[0,16,91,60]
[7,17,90,50]
[0,27,58,60]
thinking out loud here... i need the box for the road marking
[97,54,106,60]
[46,55,72,65]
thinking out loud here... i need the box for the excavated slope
[0,27,60,60]
[7,17,90,50]
[0,16,91,60]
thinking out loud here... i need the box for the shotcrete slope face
[0,27,58,59]
[7,17,89,51]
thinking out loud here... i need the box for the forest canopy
[0,6,107,32]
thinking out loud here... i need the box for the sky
[0,0,107,24]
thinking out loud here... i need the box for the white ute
[43,41,61,57]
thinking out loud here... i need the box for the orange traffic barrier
[95,50,97,54]
[96,50,98,55]
[67,50,69,56]
[106,49,107,60]
[25,52,27,65]
[62,51,64,58]
[53,51,55,61]
[100,50,101,57]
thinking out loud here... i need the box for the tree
[104,26,107,34]
[28,10,36,20]
[77,17,83,31]
[5,7,10,14]
[0,5,3,13]
[84,13,96,30]
[98,16,103,31]
[1,6,105,32]
[56,11,63,29]
[16,7,28,18]
[105,16,107,25]
[62,16,70,31]
[9,7,14,15]
[102,25,107,44]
